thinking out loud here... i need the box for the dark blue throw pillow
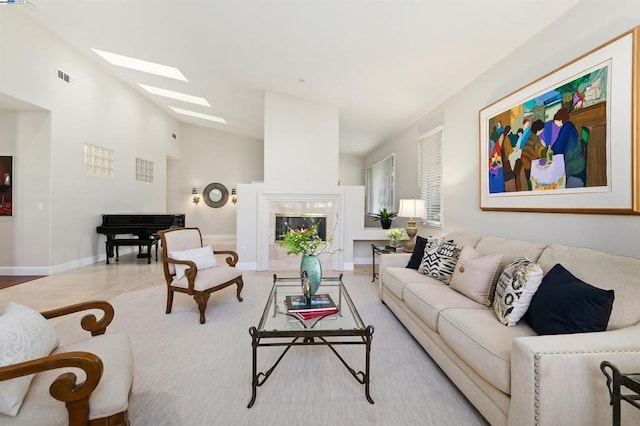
[525,264,614,335]
[406,235,428,270]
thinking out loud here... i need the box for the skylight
[170,107,227,124]
[91,48,187,81]
[138,84,211,107]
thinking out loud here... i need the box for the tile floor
[0,241,372,315]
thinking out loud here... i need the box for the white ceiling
[11,0,581,156]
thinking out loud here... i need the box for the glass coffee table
[247,274,374,408]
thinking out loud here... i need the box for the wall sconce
[231,188,237,205]
[192,187,200,205]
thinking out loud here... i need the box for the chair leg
[236,277,244,302]
[194,292,210,324]
[166,289,174,314]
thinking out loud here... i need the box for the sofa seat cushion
[381,267,436,300]
[171,265,241,291]
[8,332,133,425]
[439,308,536,395]
[403,282,489,331]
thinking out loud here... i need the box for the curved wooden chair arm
[214,250,239,266]
[0,351,103,425]
[41,301,114,336]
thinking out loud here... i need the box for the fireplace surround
[256,192,342,271]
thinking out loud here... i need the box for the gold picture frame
[479,26,640,214]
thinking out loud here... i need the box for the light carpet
[56,271,487,426]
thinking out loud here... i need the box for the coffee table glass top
[257,274,366,333]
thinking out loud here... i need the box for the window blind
[418,126,444,227]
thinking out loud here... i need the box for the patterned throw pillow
[493,257,544,326]
[417,237,462,284]
[0,302,59,416]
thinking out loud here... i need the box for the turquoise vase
[300,254,322,295]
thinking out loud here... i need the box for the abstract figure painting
[0,156,12,216]
[480,26,640,214]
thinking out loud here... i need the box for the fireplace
[256,193,342,271]
[275,214,327,241]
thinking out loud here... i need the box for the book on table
[294,308,339,321]
[285,294,337,313]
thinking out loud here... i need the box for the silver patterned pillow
[493,257,544,326]
[0,302,59,416]
[418,237,462,284]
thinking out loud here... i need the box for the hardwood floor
[0,276,45,290]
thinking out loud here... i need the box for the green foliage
[279,223,341,256]
[371,207,397,221]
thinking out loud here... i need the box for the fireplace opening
[275,214,327,241]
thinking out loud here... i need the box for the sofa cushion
[171,265,241,291]
[439,308,537,395]
[403,282,489,331]
[474,235,547,272]
[493,257,544,326]
[0,302,59,417]
[169,245,218,280]
[8,332,134,425]
[443,231,484,248]
[381,267,435,300]
[418,238,462,284]
[537,243,640,330]
[450,246,503,306]
[525,263,614,335]
[406,235,428,270]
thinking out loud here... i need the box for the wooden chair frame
[0,301,129,426]
[158,227,244,324]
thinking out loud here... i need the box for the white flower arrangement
[386,228,405,243]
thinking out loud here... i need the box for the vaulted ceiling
[9,0,581,155]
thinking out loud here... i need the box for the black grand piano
[96,213,185,264]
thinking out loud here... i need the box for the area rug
[56,271,487,426]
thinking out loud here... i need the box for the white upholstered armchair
[157,227,244,324]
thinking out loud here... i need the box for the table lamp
[398,198,426,252]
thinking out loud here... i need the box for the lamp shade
[398,199,426,218]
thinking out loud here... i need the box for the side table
[371,244,396,282]
[601,361,640,425]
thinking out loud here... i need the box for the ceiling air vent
[56,68,76,86]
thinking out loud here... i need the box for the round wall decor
[202,182,229,208]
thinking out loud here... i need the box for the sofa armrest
[509,324,640,426]
[0,351,103,426]
[41,301,114,337]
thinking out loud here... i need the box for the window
[135,157,154,183]
[365,154,395,214]
[418,126,444,227]
[84,144,114,178]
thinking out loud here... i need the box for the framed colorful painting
[479,26,640,214]
[0,156,12,216]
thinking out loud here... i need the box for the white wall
[167,124,263,237]
[339,153,365,185]
[0,9,180,273]
[369,0,640,258]
[264,91,339,189]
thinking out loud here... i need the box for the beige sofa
[379,231,640,426]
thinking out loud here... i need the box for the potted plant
[372,207,397,229]
[279,220,341,295]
